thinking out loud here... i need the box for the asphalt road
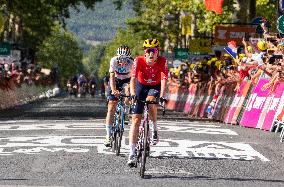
[0,94,283,187]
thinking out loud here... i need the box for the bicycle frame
[111,93,128,155]
[113,96,125,134]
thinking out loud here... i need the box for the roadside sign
[188,38,212,53]
[0,42,11,56]
[214,25,256,44]
[174,48,189,60]
[277,15,284,34]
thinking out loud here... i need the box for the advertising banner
[214,25,256,44]
[199,95,212,118]
[188,39,212,54]
[261,83,284,130]
[166,82,179,110]
[224,81,248,124]
[183,84,197,113]
[240,79,270,128]
[231,81,252,124]
[175,86,189,112]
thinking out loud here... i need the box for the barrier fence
[166,74,284,140]
[0,84,59,110]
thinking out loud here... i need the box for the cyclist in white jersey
[104,45,133,146]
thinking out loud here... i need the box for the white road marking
[144,168,193,175]
[0,121,236,135]
[0,136,269,161]
[159,126,238,135]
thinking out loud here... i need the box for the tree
[0,0,104,50]
[256,0,276,29]
[83,44,106,75]
[37,26,84,86]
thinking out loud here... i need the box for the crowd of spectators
[0,58,57,92]
[168,23,284,97]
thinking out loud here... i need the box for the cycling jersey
[131,56,168,86]
[109,56,133,80]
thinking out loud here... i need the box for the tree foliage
[0,0,103,50]
[94,0,278,75]
[37,26,84,85]
[256,0,276,28]
[83,44,106,75]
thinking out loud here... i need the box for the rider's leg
[104,99,118,146]
[127,93,144,165]
[105,100,118,135]
[129,114,142,156]
[124,84,130,113]
[147,96,158,133]
[146,86,161,145]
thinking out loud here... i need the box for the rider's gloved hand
[159,97,167,106]
[112,89,120,97]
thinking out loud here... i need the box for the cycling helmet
[117,45,131,56]
[143,38,160,48]
[247,46,254,53]
[277,42,284,48]
[223,53,230,57]
[257,40,267,51]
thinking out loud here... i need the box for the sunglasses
[117,57,129,63]
[144,48,158,54]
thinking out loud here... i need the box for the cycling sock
[106,125,112,137]
[129,143,136,156]
[152,121,158,132]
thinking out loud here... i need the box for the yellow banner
[181,15,191,36]
[0,13,4,33]
[188,38,212,53]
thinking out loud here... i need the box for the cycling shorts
[107,78,130,101]
[131,81,161,114]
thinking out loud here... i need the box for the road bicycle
[134,98,166,178]
[111,93,129,156]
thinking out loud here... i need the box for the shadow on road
[145,175,284,183]
[0,94,108,120]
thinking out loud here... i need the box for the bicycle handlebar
[135,99,166,116]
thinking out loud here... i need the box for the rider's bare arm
[109,72,116,93]
[160,60,169,98]
[130,58,138,96]
[130,77,136,96]
[160,79,167,98]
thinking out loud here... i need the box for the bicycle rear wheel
[116,112,124,156]
[139,121,149,178]
[116,127,124,155]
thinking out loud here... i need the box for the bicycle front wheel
[116,130,123,156]
[112,131,117,152]
[139,121,149,178]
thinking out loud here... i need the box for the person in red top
[127,38,168,166]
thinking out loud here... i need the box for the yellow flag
[0,13,4,33]
[181,15,191,36]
